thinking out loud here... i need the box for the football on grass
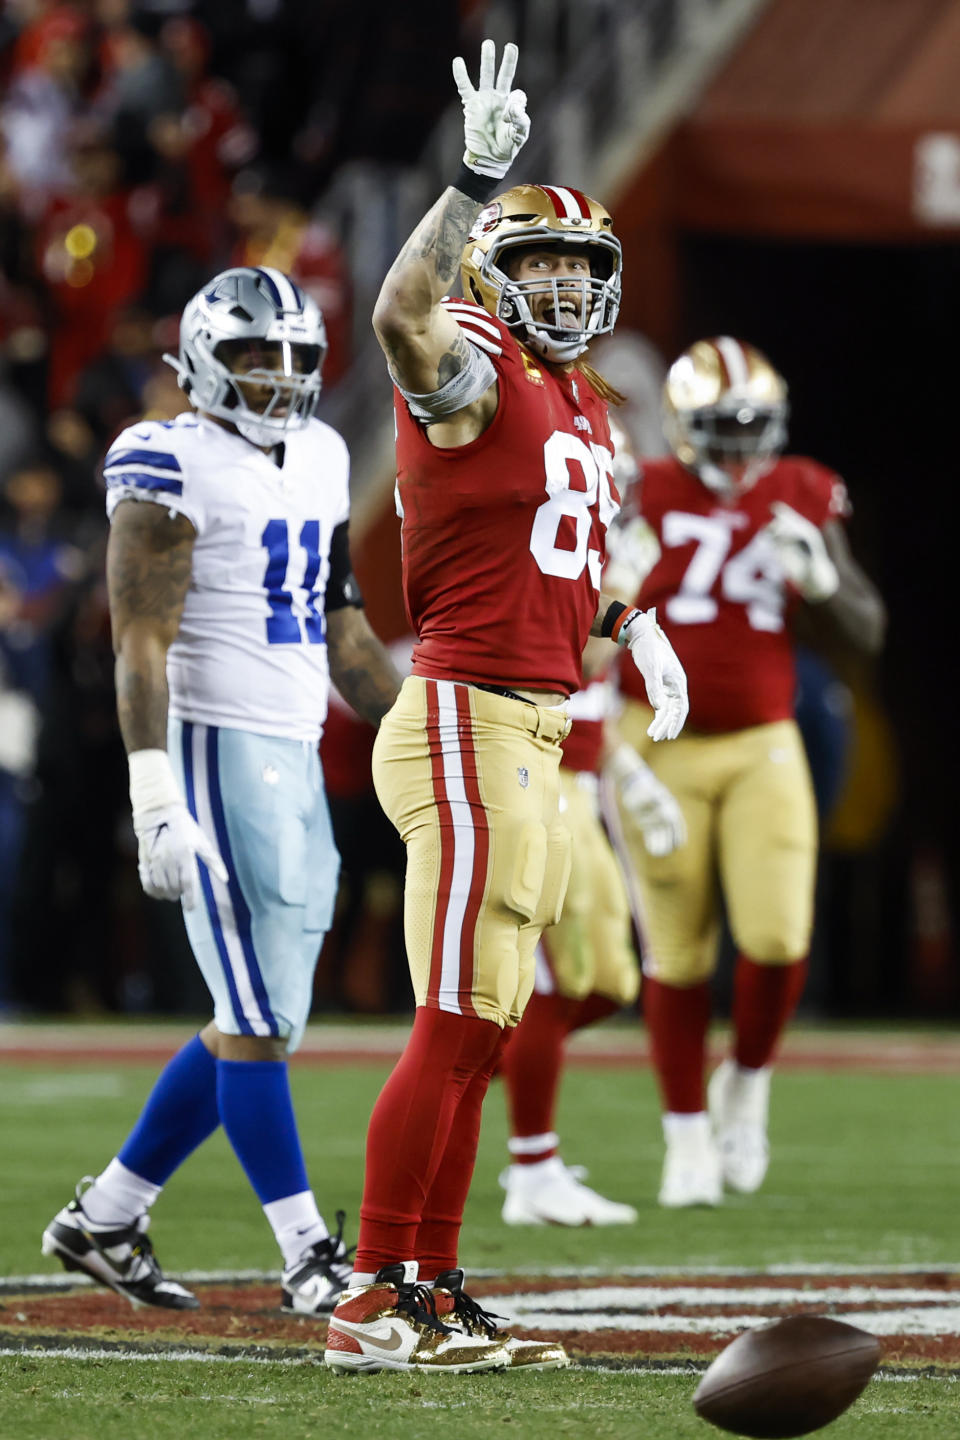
[692,1315,882,1438]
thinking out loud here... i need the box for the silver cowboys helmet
[164,266,327,448]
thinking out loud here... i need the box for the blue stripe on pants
[204,726,279,1036]
[181,720,254,1035]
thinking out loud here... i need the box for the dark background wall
[676,232,958,1015]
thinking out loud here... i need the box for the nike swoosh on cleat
[330,1319,406,1352]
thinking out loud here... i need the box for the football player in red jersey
[324,40,688,1375]
[609,336,885,1209]
[498,423,685,1227]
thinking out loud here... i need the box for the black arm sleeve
[325,520,365,612]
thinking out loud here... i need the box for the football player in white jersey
[41,266,402,1315]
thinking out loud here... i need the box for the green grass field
[2,1034,959,1437]
[3,1361,957,1440]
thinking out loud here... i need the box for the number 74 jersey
[104,411,351,742]
[618,453,851,732]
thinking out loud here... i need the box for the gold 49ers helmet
[662,336,788,496]
[460,184,622,364]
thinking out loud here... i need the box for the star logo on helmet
[204,275,241,306]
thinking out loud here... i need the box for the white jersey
[104,411,350,742]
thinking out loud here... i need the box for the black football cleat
[41,1178,198,1310]
[280,1209,355,1315]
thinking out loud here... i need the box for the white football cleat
[500,1156,638,1226]
[658,1113,723,1208]
[708,1059,771,1193]
[324,1262,509,1374]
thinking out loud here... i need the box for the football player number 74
[661,511,785,633]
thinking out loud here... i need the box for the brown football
[692,1315,882,1438]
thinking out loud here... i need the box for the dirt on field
[4,1024,960,1073]
[3,1272,959,1372]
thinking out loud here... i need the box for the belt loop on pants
[528,706,570,744]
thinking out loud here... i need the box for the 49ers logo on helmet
[469,202,503,239]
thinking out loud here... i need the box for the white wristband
[128,748,183,819]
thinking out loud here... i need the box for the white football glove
[618,608,689,742]
[765,501,839,603]
[129,749,227,910]
[607,744,687,857]
[452,39,530,179]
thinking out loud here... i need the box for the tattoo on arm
[375,189,488,397]
[107,500,196,753]
[394,188,481,293]
[437,330,471,389]
[327,609,402,727]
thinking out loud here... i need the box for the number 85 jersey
[394,301,618,698]
[618,453,850,732]
[104,411,350,742]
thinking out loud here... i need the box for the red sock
[642,975,712,1113]
[355,1007,503,1273]
[567,992,620,1034]
[416,1028,511,1279]
[500,990,580,1158]
[732,954,808,1070]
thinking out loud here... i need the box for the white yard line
[0,1344,953,1381]
[5,1262,960,1291]
[0,1344,310,1364]
[494,1307,960,1336]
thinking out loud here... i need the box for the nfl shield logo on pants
[517,766,529,788]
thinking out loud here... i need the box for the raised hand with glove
[452,38,530,188]
[129,748,227,909]
[610,605,689,741]
[764,501,839,603]
[607,743,687,857]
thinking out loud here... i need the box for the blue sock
[216,1058,310,1204]
[118,1034,220,1186]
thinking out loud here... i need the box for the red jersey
[619,455,850,732]
[394,301,617,697]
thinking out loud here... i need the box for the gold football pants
[372,676,572,1028]
[535,769,640,1005]
[609,704,817,985]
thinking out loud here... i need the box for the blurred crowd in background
[0,0,479,1013]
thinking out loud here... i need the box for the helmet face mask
[165,267,327,448]
[461,186,621,363]
[662,338,788,497]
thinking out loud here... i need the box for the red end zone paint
[2,1038,960,1072]
[2,1273,959,1370]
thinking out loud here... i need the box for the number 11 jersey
[393,301,618,698]
[104,411,350,742]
